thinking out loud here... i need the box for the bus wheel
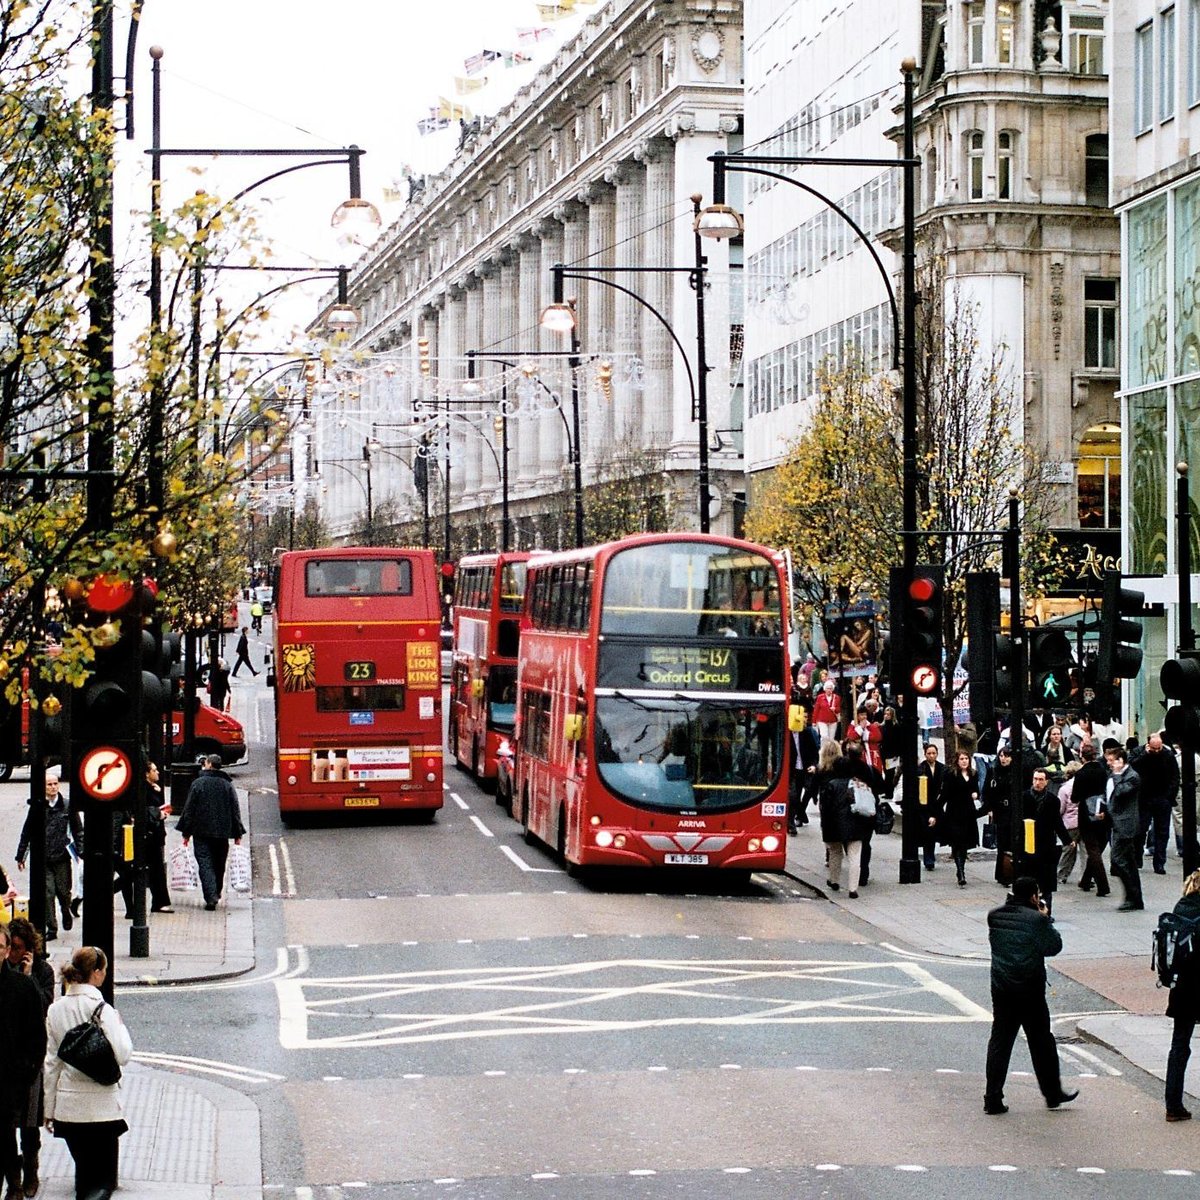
[0,761,11,783]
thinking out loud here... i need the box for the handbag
[850,780,877,819]
[57,1002,122,1086]
[982,820,998,850]
[875,801,895,836]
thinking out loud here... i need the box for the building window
[967,130,985,199]
[1067,12,1106,74]
[1190,0,1200,105]
[1136,21,1155,132]
[997,130,1015,199]
[996,0,1015,65]
[926,144,938,208]
[1077,423,1122,529]
[968,1,985,66]
[1085,133,1109,206]
[1084,279,1119,369]
[1162,6,1177,121]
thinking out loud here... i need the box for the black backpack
[1152,911,1200,989]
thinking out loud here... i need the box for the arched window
[1077,423,1122,529]
[967,130,985,199]
[997,130,1016,199]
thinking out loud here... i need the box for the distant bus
[449,551,535,786]
[272,548,444,818]
[514,533,794,875]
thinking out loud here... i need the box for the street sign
[77,745,133,801]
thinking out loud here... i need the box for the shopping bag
[228,844,252,894]
[168,842,200,891]
[68,839,83,903]
[982,820,998,850]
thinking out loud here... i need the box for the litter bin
[169,761,201,814]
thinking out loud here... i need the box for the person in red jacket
[811,679,842,745]
[844,705,883,773]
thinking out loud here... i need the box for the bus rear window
[305,558,413,597]
[315,685,406,712]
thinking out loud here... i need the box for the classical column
[607,159,646,451]
[462,273,484,505]
[440,285,466,501]
[479,258,504,502]
[536,216,565,483]
[580,179,615,459]
[516,232,541,487]
[496,247,521,491]
[636,138,674,447]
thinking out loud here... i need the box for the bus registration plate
[665,853,709,865]
[344,796,380,808]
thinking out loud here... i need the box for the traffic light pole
[1177,464,1198,875]
[1007,491,1028,879]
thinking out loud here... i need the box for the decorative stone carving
[1040,17,1065,71]
[604,159,640,187]
[718,113,740,134]
[691,22,724,73]
[666,111,697,139]
[1049,260,1065,361]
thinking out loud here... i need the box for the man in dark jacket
[984,875,1077,1114]
[14,772,83,941]
[1073,749,1111,896]
[177,754,245,910]
[1106,746,1144,911]
[0,924,47,1198]
[1165,869,1200,1121]
[1130,733,1179,874]
[915,743,945,871]
[1022,769,1071,914]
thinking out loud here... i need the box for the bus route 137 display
[598,644,783,694]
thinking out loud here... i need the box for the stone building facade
[314,0,745,551]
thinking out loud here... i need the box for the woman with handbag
[817,743,865,899]
[144,762,174,913]
[977,746,1015,884]
[43,946,133,1200]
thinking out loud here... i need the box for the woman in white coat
[43,946,133,1200]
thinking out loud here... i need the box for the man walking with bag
[1106,745,1144,911]
[177,755,245,911]
[14,772,83,942]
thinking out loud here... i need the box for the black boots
[22,1149,39,1198]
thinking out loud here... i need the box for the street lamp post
[362,439,375,543]
[698,59,922,883]
[542,261,710,535]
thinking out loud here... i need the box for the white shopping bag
[168,842,199,891]
[228,844,252,894]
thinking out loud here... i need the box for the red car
[171,703,247,766]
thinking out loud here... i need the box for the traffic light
[1094,571,1145,720]
[1028,627,1074,709]
[994,632,1015,710]
[1162,653,1200,747]
[966,571,1000,724]
[906,565,944,696]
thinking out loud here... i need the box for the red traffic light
[439,562,455,578]
[908,576,936,603]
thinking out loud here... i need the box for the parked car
[255,585,274,614]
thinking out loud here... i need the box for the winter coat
[844,720,883,773]
[1129,744,1180,804]
[177,770,245,841]
[1040,741,1076,783]
[937,770,981,850]
[1058,777,1080,832]
[978,763,1013,824]
[0,963,46,1122]
[818,765,858,846]
[880,718,904,762]
[1166,892,1200,1022]
[988,894,1063,995]
[1023,786,1071,868]
[1106,766,1142,839]
[1072,761,1110,833]
[916,759,946,812]
[16,796,84,865]
[44,983,133,1124]
[811,691,841,727]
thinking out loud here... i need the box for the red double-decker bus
[449,552,534,787]
[272,548,444,819]
[514,533,794,875]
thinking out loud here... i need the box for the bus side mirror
[471,678,484,700]
[564,713,585,742]
[788,704,806,732]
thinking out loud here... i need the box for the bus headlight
[747,838,761,852]
[761,835,780,852]
[595,829,614,847]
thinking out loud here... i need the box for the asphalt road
[65,623,1200,1197]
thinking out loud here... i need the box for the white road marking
[141,945,300,994]
[814,1164,841,1171]
[1164,1169,1195,1176]
[1059,1042,1122,1076]
[275,957,994,1050]
[879,941,988,965]
[988,1165,1018,1172]
[1077,1167,1106,1174]
[469,814,494,838]
[133,1051,284,1083]
[450,792,469,810]
[280,839,297,896]
[499,844,564,873]
[269,844,282,896]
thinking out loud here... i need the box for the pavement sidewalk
[783,811,1200,1103]
[1,768,261,1200]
